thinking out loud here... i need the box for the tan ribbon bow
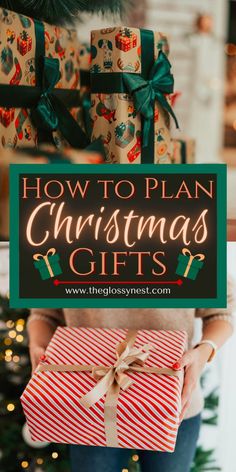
[37,330,180,447]
[33,248,56,278]
[182,248,205,278]
[81,337,152,410]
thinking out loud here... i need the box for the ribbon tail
[104,382,120,447]
[142,118,152,148]
[79,369,115,409]
[157,93,179,129]
[50,94,90,149]
[82,96,92,138]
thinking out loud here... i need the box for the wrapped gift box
[21,327,187,451]
[0,145,104,239]
[33,248,62,280]
[170,138,195,164]
[0,7,89,150]
[90,27,178,164]
[175,249,205,280]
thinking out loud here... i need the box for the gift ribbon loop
[182,248,205,278]
[30,56,89,149]
[33,247,56,278]
[37,330,181,447]
[123,51,179,147]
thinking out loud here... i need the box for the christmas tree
[0,295,70,472]
[0,0,130,25]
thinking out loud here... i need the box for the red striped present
[21,327,187,452]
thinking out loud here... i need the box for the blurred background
[78,0,236,239]
[1,0,236,471]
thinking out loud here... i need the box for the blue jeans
[70,413,201,472]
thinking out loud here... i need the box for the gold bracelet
[195,340,217,362]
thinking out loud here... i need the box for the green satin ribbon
[91,29,178,163]
[31,57,61,132]
[123,51,179,148]
[32,20,90,148]
[179,140,187,163]
[82,93,92,138]
[30,56,90,149]
[80,70,92,138]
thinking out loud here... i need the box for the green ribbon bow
[123,51,179,148]
[31,56,61,132]
[30,56,89,149]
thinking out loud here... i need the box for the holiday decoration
[1,46,14,75]
[115,120,135,148]
[0,144,105,239]
[170,138,195,164]
[175,248,205,281]
[0,7,90,150]
[33,248,62,280]
[115,28,137,52]
[90,27,178,163]
[17,30,32,56]
[22,422,50,448]
[0,107,15,127]
[21,327,187,452]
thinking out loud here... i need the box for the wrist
[194,339,217,362]
[29,339,49,350]
[195,343,213,363]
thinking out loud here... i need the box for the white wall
[146,0,228,163]
[217,242,236,472]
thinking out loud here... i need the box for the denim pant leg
[70,444,131,472]
[139,413,201,472]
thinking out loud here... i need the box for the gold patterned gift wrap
[0,7,89,149]
[170,138,195,164]
[0,145,104,239]
[90,27,179,164]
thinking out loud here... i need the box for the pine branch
[0,0,132,25]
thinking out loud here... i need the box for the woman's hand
[172,344,213,421]
[27,319,56,375]
[29,344,46,374]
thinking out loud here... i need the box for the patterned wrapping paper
[0,8,88,149]
[21,327,187,452]
[170,138,195,164]
[0,146,104,239]
[90,27,173,164]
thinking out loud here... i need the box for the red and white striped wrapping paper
[21,327,187,452]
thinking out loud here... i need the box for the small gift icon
[33,248,62,281]
[175,248,205,281]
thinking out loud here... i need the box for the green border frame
[10,164,227,308]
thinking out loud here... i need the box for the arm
[27,308,64,373]
[173,279,235,420]
[175,319,233,421]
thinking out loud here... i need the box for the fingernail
[40,355,46,361]
[172,362,181,370]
